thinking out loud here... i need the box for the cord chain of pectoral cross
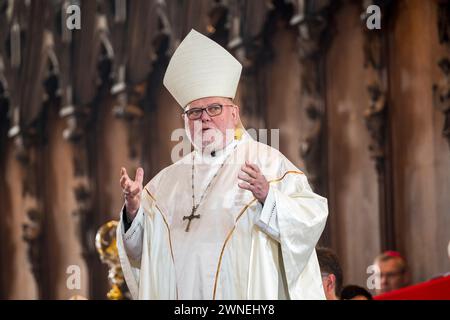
[183,145,238,232]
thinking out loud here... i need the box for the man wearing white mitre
[116,29,328,300]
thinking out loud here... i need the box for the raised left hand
[238,161,269,203]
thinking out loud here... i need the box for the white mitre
[163,29,242,108]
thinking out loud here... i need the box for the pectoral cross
[183,206,200,232]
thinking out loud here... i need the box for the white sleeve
[255,186,280,242]
[120,205,145,261]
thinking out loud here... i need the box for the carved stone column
[227,0,274,130]
[433,0,450,149]
[51,0,107,299]
[360,0,395,251]
[290,0,336,246]
[19,39,59,295]
[290,0,334,195]
[1,0,54,299]
[106,0,178,171]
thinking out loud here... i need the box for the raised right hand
[120,167,144,220]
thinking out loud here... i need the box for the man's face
[376,258,408,295]
[184,96,239,151]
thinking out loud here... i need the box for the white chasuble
[116,133,328,300]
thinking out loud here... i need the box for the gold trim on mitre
[163,29,242,108]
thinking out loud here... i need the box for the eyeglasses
[183,103,235,120]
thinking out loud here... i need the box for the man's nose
[200,109,211,121]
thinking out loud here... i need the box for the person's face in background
[376,257,410,295]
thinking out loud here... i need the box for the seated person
[374,251,410,295]
[317,247,343,300]
[340,285,373,300]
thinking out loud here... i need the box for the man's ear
[327,274,336,292]
[232,105,240,124]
